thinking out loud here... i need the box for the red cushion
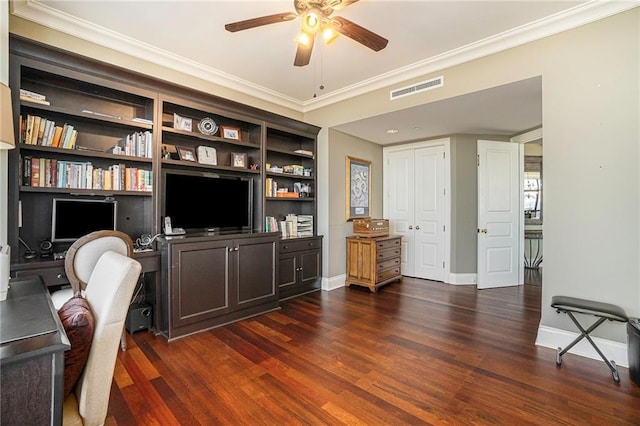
[58,295,95,397]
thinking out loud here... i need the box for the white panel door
[477,140,520,289]
[386,150,415,276]
[414,146,445,281]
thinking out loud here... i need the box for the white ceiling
[10,1,637,144]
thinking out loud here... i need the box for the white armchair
[51,230,135,351]
[62,250,141,426]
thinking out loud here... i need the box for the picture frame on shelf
[346,156,371,221]
[231,152,248,168]
[197,146,217,165]
[176,145,197,162]
[173,113,192,131]
[220,126,241,140]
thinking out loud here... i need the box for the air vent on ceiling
[390,76,444,100]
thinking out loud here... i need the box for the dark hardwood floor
[108,278,639,425]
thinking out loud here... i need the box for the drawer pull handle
[283,246,288,250]
[308,243,313,246]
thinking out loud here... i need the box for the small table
[524,230,543,269]
[1,276,69,426]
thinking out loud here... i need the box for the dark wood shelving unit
[8,35,322,339]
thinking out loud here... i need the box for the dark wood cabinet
[345,235,402,292]
[159,232,279,340]
[1,276,69,426]
[278,236,322,300]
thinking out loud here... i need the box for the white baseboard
[323,274,346,291]
[447,273,477,285]
[536,325,628,368]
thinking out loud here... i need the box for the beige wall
[449,134,509,274]
[326,129,383,277]
[8,9,640,342]
[311,10,639,341]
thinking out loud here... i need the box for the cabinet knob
[409,225,413,230]
[234,247,239,251]
[308,243,313,247]
[283,246,288,250]
[415,225,420,230]
[57,273,64,279]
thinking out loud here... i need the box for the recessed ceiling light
[386,129,399,134]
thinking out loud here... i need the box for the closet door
[414,146,445,281]
[386,150,415,276]
[385,145,446,281]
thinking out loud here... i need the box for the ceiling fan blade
[330,16,388,52]
[327,0,359,11]
[294,41,314,67]
[225,12,297,32]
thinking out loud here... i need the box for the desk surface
[0,277,58,345]
[0,276,69,361]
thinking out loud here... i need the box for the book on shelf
[30,116,41,144]
[22,156,31,186]
[51,126,63,147]
[20,95,50,106]
[265,216,279,233]
[285,214,298,238]
[20,89,46,101]
[30,157,39,187]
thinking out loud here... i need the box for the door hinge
[442,261,445,268]
[477,154,480,166]
[443,152,446,159]
[443,225,445,232]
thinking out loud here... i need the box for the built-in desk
[0,276,69,426]
[11,250,161,331]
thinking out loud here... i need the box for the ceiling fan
[224,0,388,67]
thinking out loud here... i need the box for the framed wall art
[346,156,371,221]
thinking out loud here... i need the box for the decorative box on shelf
[352,218,389,237]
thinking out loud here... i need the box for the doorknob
[415,225,420,230]
[409,225,413,230]
[478,228,488,234]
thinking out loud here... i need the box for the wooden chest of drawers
[345,235,402,292]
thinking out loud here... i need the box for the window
[524,156,542,224]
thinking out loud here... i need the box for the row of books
[20,115,77,148]
[266,178,311,198]
[111,131,153,158]
[264,214,313,238]
[22,156,152,192]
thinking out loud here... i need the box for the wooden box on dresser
[345,235,402,292]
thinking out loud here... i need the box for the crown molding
[303,0,639,112]
[10,0,639,114]
[9,0,303,111]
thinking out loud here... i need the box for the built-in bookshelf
[8,36,320,269]
[264,125,318,236]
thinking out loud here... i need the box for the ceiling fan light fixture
[297,30,314,47]
[301,8,322,33]
[322,26,339,45]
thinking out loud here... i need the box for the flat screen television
[163,170,253,233]
[51,198,118,242]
